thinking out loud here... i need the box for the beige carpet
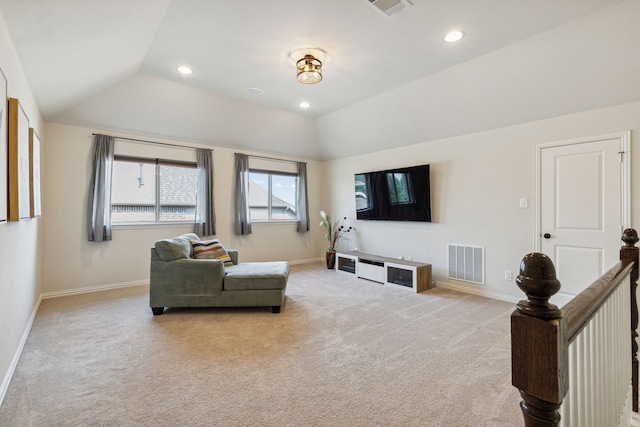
[0,262,522,426]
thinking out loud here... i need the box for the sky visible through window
[251,174,297,205]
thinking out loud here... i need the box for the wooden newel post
[621,228,639,412]
[511,253,568,427]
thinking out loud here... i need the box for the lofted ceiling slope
[0,0,637,160]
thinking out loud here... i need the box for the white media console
[335,251,432,293]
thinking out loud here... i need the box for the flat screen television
[354,164,431,222]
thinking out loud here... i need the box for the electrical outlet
[504,270,512,281]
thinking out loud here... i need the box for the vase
[326,248,336,269]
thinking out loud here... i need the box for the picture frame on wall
[29,128,42,217]
[0,68,7,223]
[8,97,31,220]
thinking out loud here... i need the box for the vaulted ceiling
[0,0,637,160]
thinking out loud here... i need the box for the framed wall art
[29,128,42,217]
[8,97,31,220]
[0,68,7,223]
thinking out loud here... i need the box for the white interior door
[538,133,629,306]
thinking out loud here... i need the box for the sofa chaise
[150,233,289,315]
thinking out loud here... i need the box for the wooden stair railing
[621,229,639,413]
[511,229,639,426]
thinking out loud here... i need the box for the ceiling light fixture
[299,101,310,109]
[444,31,464,43]
[296,54,322,84]
[177,66,193,75]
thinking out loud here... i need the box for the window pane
[271,174,297,220]
[111,161,156,223]
[248,172,269,219]
[248,171,298,221]
[159,165,197,222]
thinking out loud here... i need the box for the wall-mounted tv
[354,164,431,222]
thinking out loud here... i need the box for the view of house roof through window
[248,171,297,221]
[111,159,197,223]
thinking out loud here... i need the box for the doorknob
[543,233,551,239]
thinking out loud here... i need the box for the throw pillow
[155,237,192,261]
[191,239,233,265]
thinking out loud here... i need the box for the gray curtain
[296,161,310,233]
[234,153,251,235]
[234,153,252,235]
[194,148,216,237]
[87,134,115,242]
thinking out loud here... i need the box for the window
[386,172,415,205]
[248,170,298,221]
[111,156,197,224]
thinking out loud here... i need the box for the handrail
[562,261,631,342]
[621,229,640,412]
[511,228,639,426]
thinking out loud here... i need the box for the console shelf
[336,251,432,293]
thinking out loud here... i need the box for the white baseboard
[0,293,43,408]
[290,258,325,265]
[435,280,520,304]
[42,279,149,300]
[41,260,323,300]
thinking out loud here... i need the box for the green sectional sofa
[150,233,289,315]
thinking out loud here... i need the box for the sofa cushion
[224,262,289,291]
[155,237,192,261]
[191,239,233,265]
[179,233,201,257]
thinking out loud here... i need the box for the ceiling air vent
[367,0,413,17]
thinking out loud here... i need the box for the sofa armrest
[150,258,226,296]
[227,250,239,265]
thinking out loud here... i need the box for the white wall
[0,12,45,402]
[316,0,640,161]
[41,123,324,294]
[323,101,640,302]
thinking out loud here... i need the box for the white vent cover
[366,0,413,17]
[448,244,485,285]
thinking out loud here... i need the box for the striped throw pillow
[191,239,233,265]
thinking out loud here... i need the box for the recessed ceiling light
[247,88,263,95]
[444,31,464,43]
[299,101,310,109]
[177,66,193,75]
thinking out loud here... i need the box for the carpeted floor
[0,262,522,426]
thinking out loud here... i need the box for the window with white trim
[111,155,197,224]
[248,169,298,221]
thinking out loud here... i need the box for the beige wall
[0,12,45,402]
[323,101,640,302]
[41,123,324,294]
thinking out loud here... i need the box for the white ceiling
[0,0,637,160]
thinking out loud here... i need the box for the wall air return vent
[366,0,413,17]
[447,244,485,285]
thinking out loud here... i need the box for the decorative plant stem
[319,210,352,249]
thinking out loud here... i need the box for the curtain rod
[239,153,305,165]
[92,133,212,151]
